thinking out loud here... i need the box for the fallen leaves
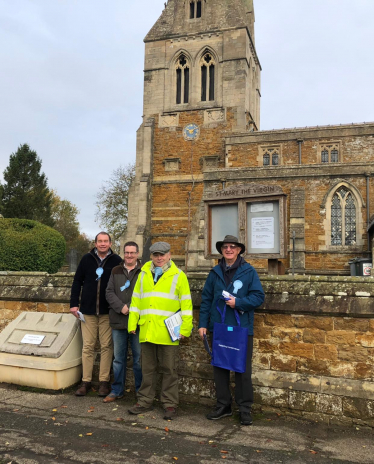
[52,417,56,421]
[309,450,318,455]
[165,427,170,432]
[86,433,93,436]
[173,458,178,461]
[116,417,124,422]
[52,409,57,412]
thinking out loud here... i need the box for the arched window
[201,52,215,102]
[331,187,356,245]
[190,1,202,19]
[320,143,340,163]
[321,149,329,163]
[262,148,280,166]
[176,54,189,104]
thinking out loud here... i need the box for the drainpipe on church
[297,139,303,164]
[366,173,371,252]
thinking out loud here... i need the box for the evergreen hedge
[0,219,66,274]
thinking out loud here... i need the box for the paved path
[0,385,373,463]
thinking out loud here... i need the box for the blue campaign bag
[211,301,249,373]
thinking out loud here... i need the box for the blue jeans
[111,328,142,396]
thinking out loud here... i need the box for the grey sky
[1,0,373,238]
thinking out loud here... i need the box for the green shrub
[0,218,66,273]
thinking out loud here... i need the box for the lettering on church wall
[204,184,284,200]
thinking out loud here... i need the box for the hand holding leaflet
[222,290,234,301]
[77,311,86,322]
[164,311,183,342]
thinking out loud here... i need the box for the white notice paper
[164,312,183,342]
[21,334,45,345]
[252,217,275,249]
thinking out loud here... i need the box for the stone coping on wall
[253,369,374,401]
[188,273,374,317]
[1,272,374,317]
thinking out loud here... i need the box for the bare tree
[95,163,135,250]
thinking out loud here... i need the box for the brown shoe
[103,392,124,403]
[75,382,91,396]
[98,381,111,397]
[163,407,177,420]
[128,403,153,415]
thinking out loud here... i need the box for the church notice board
[204,184,287,260]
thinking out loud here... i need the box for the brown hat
[216,235,246,255]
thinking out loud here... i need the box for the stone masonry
[122,0,374,276]
[1,271,373,427]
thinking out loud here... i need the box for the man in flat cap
[128,241,193,420]
[198,235,265,426]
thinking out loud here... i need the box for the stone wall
[0,271,373,426]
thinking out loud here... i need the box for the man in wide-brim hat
[198,234,265,426]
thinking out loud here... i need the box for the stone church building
[123,0,374,276]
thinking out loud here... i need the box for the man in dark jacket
[198,235,265,426]
[103,241,142,403]
[70,232,122,397]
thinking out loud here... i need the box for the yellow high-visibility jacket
[128,260,193,345]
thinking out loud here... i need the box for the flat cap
[149,241,171,254]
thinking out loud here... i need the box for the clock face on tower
[183,123,200,141]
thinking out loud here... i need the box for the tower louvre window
[201,52,215,102]
[196,1,202,17]
[176,54,189,104]
[190,2,195,19]
[190,1,202,19]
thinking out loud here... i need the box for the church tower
[123,0,261,264]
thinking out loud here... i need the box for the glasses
[124,252,138,255]
[222,245,238,250]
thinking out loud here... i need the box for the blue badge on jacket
[96,267,104,281]
[120,280,130,292]
[233,280,243,294]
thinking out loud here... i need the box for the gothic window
[201,52,215,102]
[331,187,356,246]
[176,54,189,105]
[320,143,340,163]
[331,149,339,163]
[321,149,329,163]
[262,148,280,166]
[190,1,202,19]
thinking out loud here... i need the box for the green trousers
[137,342,179,408]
